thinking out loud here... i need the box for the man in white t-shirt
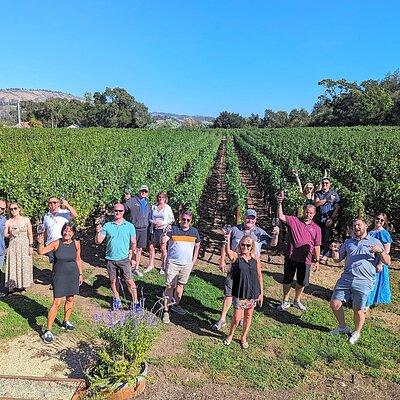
[43,196,78,262]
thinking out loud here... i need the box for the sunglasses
[10,207,18,211]
[182,218,191,222]
[241,243,252,248]
[375,218,385,222]
[140,190,148,193]
[48,201,58,204]
[114,209,124,213]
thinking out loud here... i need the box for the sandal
[240,340,249,349]
[223,337,232,346]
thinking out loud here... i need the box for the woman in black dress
[223,235,263,349]
[37,223,83,344]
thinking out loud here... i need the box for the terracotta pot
[106,362,148,400]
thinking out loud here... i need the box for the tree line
[213,70,400,128]
[19,87,152,128]
[11,70,400,129]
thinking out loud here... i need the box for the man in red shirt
[276,195,322,311]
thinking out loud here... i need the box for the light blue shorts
[331,282,371,310]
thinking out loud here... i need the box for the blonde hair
[236,235,256,258]
[9,202,24,216]
[157,191,169,203]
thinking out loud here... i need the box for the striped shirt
[167,225,201,265]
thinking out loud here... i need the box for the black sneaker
[61,321,75,331]
[41,330,54,344]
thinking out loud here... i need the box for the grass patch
[0,291,94,340]
[136,266,400,390]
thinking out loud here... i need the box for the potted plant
[86,306,158,399]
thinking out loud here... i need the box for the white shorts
[165,261,193,286]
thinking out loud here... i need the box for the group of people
[0,175,393,347]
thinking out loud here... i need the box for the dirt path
[197,137,228,265]
[235,146,270,228]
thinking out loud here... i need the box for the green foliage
[87,310,159,395]
[224,137,247,223]
[213,111,246,128]
[233,127,400,229]
[20,87,151,128]
[0,128,222,225]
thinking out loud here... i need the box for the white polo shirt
[43,209,72,245]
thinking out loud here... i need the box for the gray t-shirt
[337,235,383,288]
[230,224,271,257]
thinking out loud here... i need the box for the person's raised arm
[277,195,287,224]
[224,233,238,262]
[95,224,105,244]
[330,242,345,264]
[63,199,78,219]
[292,169,303,195]
[37,234,58,255]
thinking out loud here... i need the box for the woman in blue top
[367,212,392,307]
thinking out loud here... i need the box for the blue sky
[1,1,399,116]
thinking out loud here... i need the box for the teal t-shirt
[101,220,136,261]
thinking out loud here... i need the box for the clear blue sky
[1,1,399,117]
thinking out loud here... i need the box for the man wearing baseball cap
[123,185,151,276]
[212,208,279,331]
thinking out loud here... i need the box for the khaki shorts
[165,261,193,286]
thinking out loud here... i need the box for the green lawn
[137,264,400,390]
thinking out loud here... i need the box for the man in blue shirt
[330,218,391,345]
[315,178,340,263]
[0,199,6,272]
[95,203,138,310]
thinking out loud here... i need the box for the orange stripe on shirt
[171,235,197,243]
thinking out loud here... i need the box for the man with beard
[330,218,390,345]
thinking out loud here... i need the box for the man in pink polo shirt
[276,195,322,312]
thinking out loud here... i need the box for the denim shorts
[331,281,371,310]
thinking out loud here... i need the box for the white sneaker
[211,319,226,331]
[277,301,291,311]
[293,301,307,311]
[159,268,165,275]
[162,311,170,324]
[330,326,351,335]
[349,331,360,345]
[143,265,154,274]
[132,269,143,277]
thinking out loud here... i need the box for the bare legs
[148,243,168,270]
[47,296,75,331]
[330,299,366,333]
[219,296,233,322]
[225,306,255,346]
[110,278,137,303]
[282,283,305,303]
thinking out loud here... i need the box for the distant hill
[0,88,215,125]
[0,88,82,105]
[150,112,215,123]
